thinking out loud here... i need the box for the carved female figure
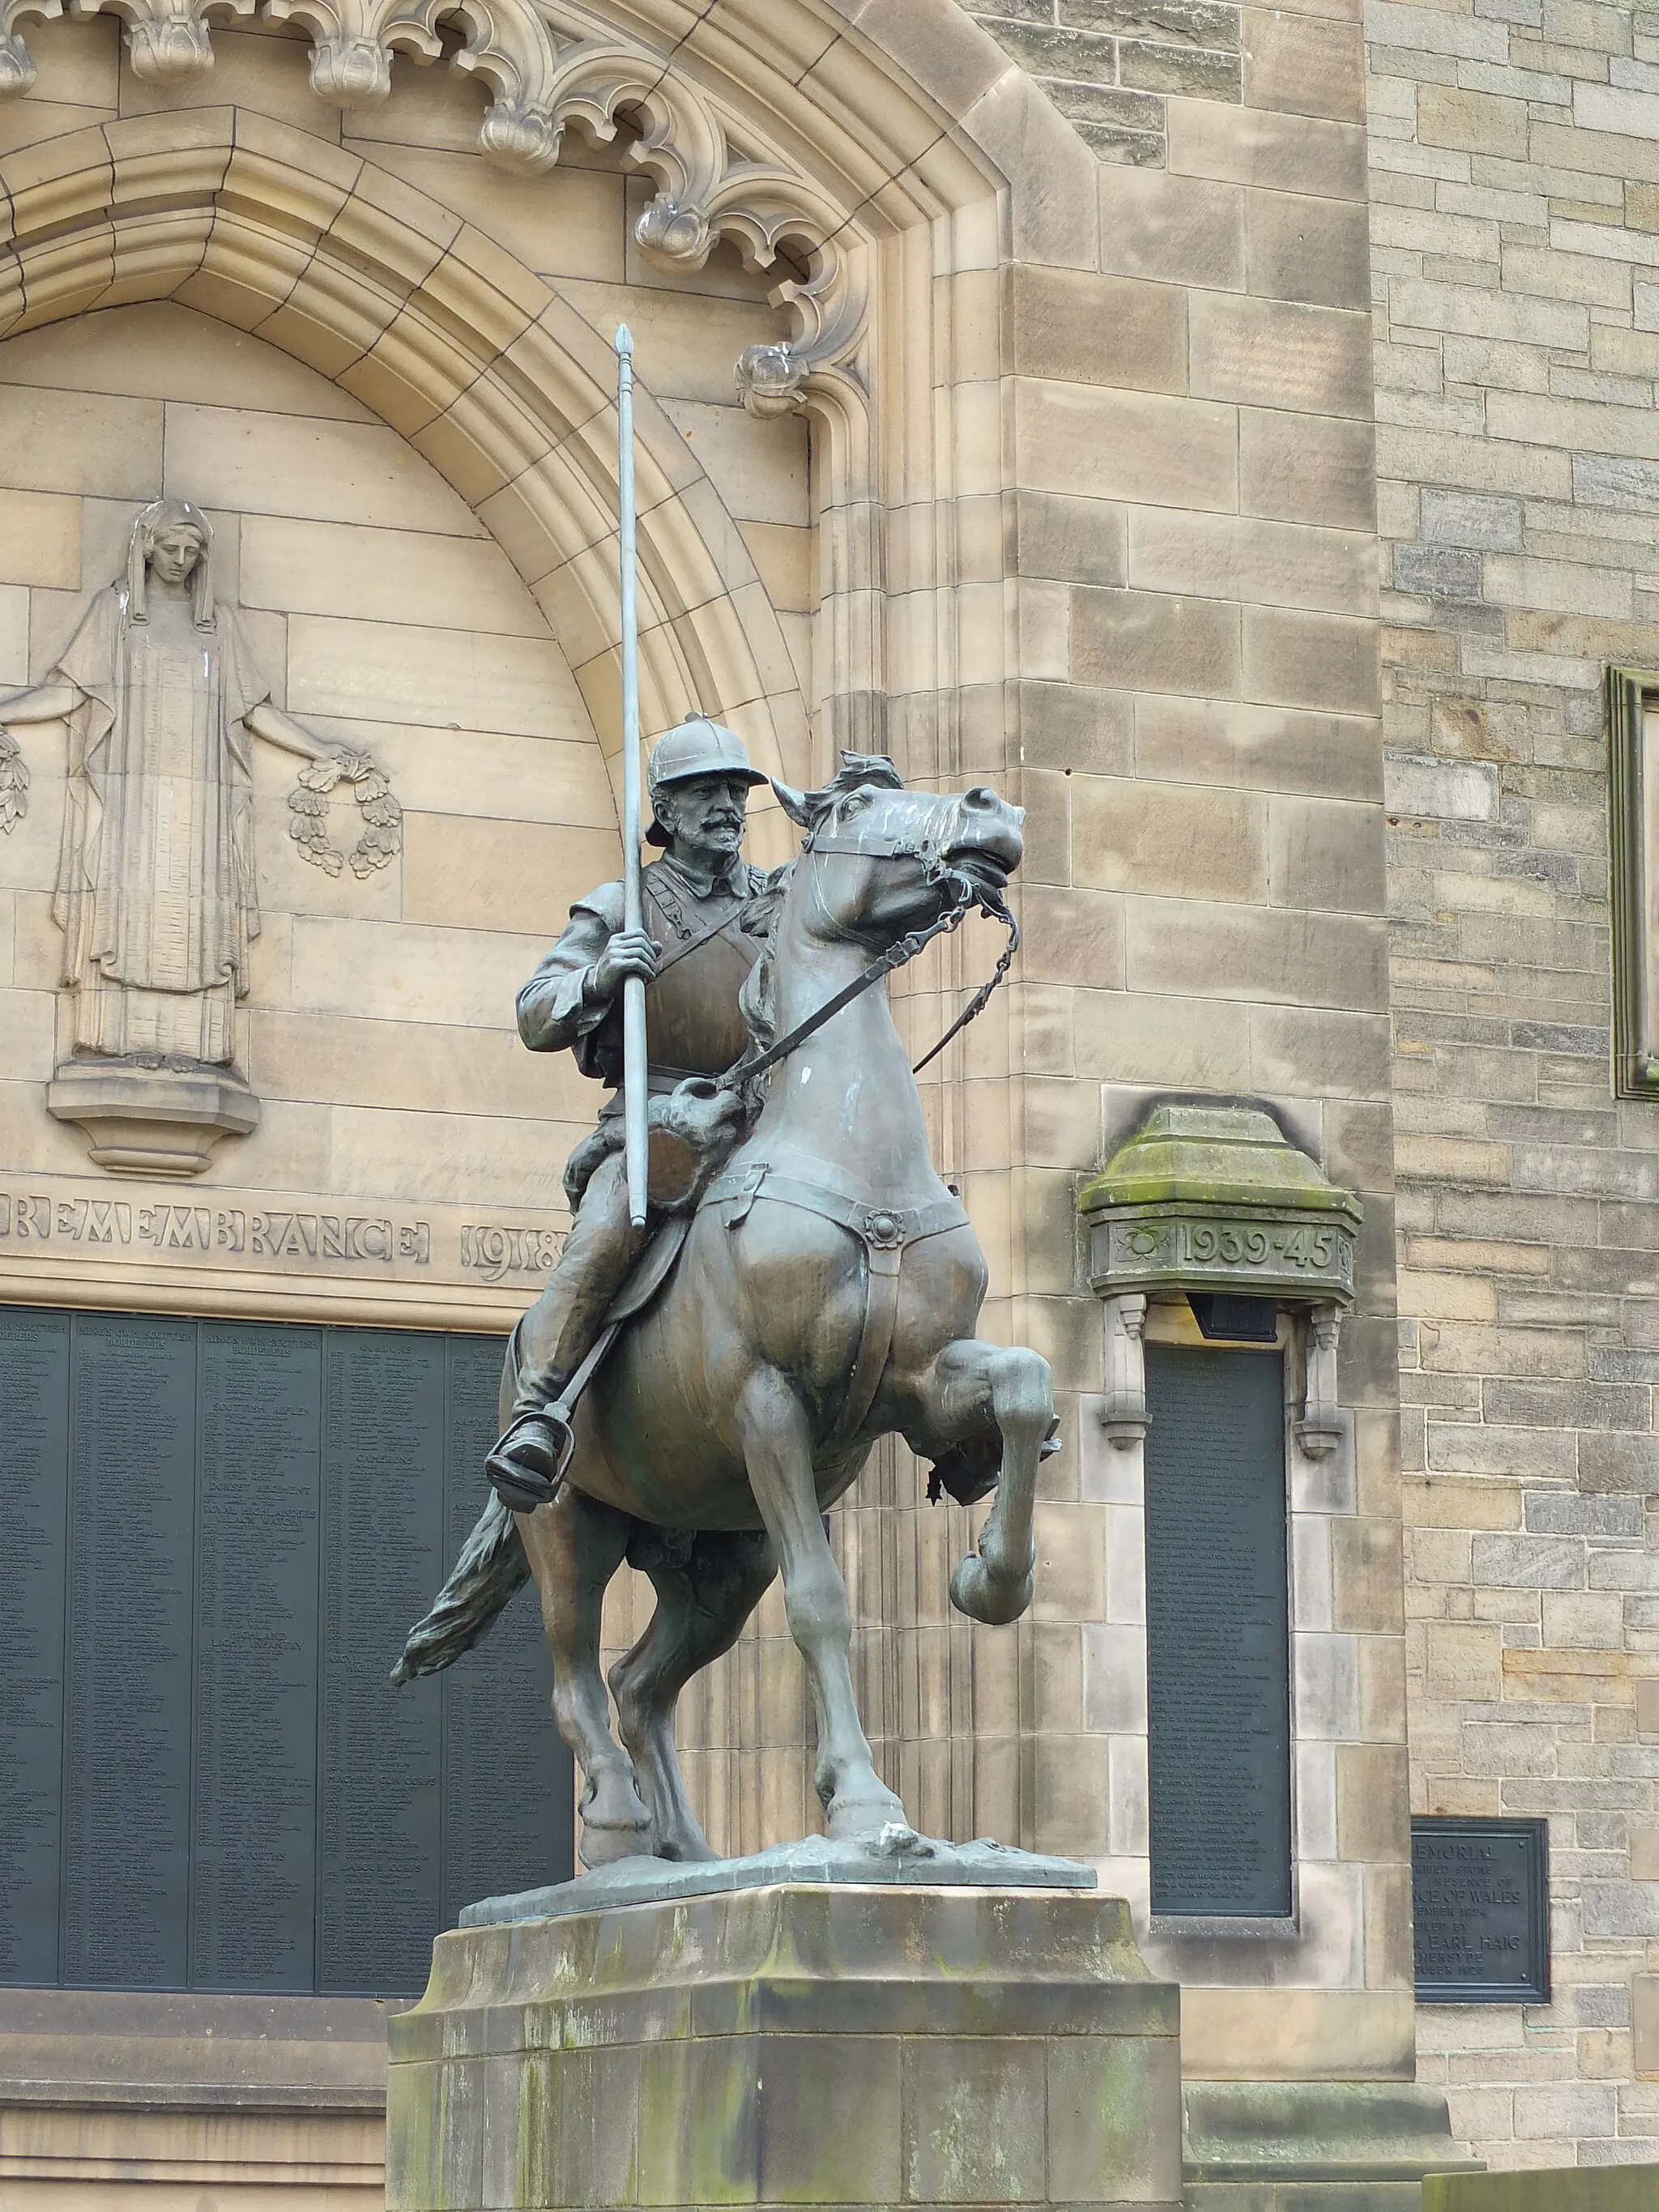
[0,499,394,1070]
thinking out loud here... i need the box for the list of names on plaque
[194,1324,323,1993]
[0,1306,570,1995]
[318,1329,447,1995]
[62,1315,198,1988]
[0,1309,70,1984]
[441,1333,569,1923]
[1144,1343,1293,1918]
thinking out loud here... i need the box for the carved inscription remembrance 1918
[1144,1344,1292,1918]
[1412,1817,1550,2004]
[0,1307,573,1996]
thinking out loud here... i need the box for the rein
[720,834,1020,1090]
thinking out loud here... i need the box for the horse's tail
[390,1493,531,1685]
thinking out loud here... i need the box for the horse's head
[772,753,1024,948]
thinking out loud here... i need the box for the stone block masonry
[1368,0,1659,2172]
[963,1,1362,164]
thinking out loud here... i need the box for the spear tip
[615,324,634,357]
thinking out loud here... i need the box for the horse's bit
[719,815,1021,1092]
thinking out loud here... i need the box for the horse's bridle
[719,808,1020,1089]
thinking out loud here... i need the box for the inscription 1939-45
[1412,1816,1550,2004]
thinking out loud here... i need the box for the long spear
[616,325,648,1230]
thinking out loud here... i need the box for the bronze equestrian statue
[397,725,1052,1871]
[488,714,768,1504]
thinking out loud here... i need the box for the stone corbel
[1,0,58,89]
[735,238,866,420]
[561,23,862,419]
[1294,1302,1343,1460]
[78,0,250,79]
[263,0,447,113]
[1098,1291,1148,1449]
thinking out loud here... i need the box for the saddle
[493,1154,1012,1512]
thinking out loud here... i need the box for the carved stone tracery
[0,0,865,412]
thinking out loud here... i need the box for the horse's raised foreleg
[608,1528,777,1863]
[736,1368,908,1836]
[513,1485,654,1868]
[919,1339,1053,1627]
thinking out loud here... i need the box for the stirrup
[485,1406,575,1512]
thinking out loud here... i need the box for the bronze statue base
[460,1824,1097,1924]
[387,1881,1182,2212]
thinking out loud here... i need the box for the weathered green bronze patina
[1078,1102,1363,1309]
[400,745,1052,1875]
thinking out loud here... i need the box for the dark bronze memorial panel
[0,1306,573,1996]
[1412,1815,1550,2003]
[195,1323,323,1993]
[319,1328,448,1996]
[63,1315,198,1988]
[1144,1343,1292,1918]
[0,1307,70,1988]
[440,1334,561,1931]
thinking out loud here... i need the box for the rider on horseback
[484,714,770,1511]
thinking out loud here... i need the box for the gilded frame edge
[1608,663,1659,1098]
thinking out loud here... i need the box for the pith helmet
[646,715,766,846]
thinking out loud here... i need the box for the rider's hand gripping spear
[615,326,649,1230]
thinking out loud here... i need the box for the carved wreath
[288,749,403,877]
[0,727,27,833]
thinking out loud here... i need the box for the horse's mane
[736,752,905,1054]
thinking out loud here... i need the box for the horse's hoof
[949,1554,1034,1626]
[578,1818,657,1869]
[825,1782,910,1840]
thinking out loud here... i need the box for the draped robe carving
[52,577,269,1064]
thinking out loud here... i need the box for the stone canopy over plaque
[1078,1102,1362,1307]
[1077,1103,1364,1456]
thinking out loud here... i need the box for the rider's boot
[485,1152,643,1513]
[486,1379,574,1511]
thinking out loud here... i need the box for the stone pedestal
[386,1883,1183,2212]
[47,1056,259,1177]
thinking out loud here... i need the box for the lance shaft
[616,326,648,1229]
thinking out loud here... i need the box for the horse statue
[397,757,1053,1871]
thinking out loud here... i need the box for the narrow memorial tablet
[441,1332,570,1921]
[1144,1344,1292,1918]
[1412,1817,1550,2003]
[62,1315,198,1988]
[194,1323,323,1992]
[0,1308,70,1985]
[319,1328,447,1995]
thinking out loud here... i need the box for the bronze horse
[408,761,1053,1869]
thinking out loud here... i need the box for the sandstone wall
[613,0,1414,2086]
[0,45,812,1332]
[1367,0,1659,2167]
[0,0,1413,2120]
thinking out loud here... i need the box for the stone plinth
[386,1882,1182,2212]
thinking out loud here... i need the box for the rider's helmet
[646,714,766,845]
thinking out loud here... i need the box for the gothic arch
[0,108,812,795]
